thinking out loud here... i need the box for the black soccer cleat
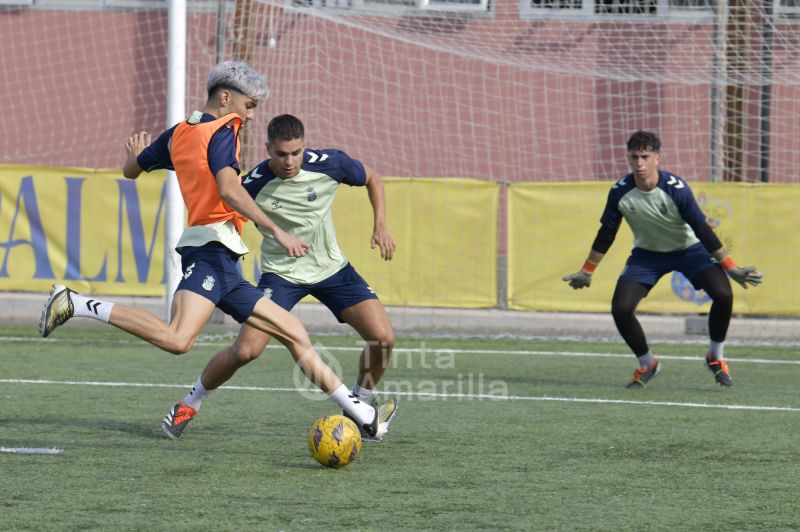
[705,354,732,387]
[625,358,662,389]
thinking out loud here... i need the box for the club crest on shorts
[263,287,273,299]
[202,275,215,291]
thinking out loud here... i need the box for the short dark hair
[627,130,661,153]
[267,114,304,144]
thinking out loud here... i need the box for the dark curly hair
[626,130,661,153]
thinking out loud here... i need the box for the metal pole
[216,0,227,64]
[709,0,727,183]
[759,0,774,183]
[165,0,187,320]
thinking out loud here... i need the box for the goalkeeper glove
[727,265,763,289]
[720,257,764,289]
[562,260,597,290]
[562,270,592,289]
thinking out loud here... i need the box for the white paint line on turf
[1,447,63,455]
[2,336,799,365]
[2,378,799,413]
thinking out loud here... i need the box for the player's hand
[371,226,396,261]
[125,131,151,159]
[727,266,763,289]
[562,270,592,289]
[274,230,310,258]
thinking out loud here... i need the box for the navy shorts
[619,242,718,289]
[177,243,262,323]
[257,263,378,323]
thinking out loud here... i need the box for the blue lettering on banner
[0,176,55,279]
[115,179,166,283]
[64,177,83,279]
[0,172,171,285]
[64,177,108,281]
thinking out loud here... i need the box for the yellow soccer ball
[308,415,362,469]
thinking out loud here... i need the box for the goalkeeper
[563,130,763,389]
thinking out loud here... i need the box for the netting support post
[497,182,508,310]
[165,0,187,321]
[233,0,256,169]
[709,0,728,183]
[759,0,774,183]
[216,0,227,64]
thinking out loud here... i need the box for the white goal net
[1,1,799,184]
[1,1,798,318]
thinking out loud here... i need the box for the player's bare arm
[364,165,396,261]
[122,131,151,179]
[215,166,311,257]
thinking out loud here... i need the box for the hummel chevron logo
[86,300,101,315]
[306,152,328,163]
[612,177,627,189]
[666,175,685,189]
[348,394,361,404]
[243,166,262,184]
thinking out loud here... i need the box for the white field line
[3,336,800,365]
[2,378,799,413]
[1,447,64,455]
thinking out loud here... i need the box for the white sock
[638,351,656,368]
[709,340,725,360]
[182,377,212,410]
[70,292,114,323]
[352,382,373,404]
[329,384,375,426]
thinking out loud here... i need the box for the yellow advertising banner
[0,167,498,308]
[0,165,170,295]
[332,178,499,308]
[508,182,798,315]
[6,165,791,314]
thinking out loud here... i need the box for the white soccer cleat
[367,397,399,442]
[343,396,399,442]
[39,284,75,338]
[372,397,397,441]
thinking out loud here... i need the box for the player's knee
[711,289,733,309]
[378,330,395,351]
[370,324,394,346]
[165,336,196,355]
[366,330,394,360]
[611,301,635,320]
[231,342,265,363]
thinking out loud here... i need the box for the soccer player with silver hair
[206,60,269,102]
[563,130,763,389]
[40,61,397,441]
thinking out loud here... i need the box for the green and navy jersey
[600,170,709,253]
[242,148,367,284]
